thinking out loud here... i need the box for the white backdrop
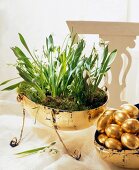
[0,0,139,103]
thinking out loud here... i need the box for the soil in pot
[18,87,107,112]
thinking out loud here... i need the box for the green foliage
[16,141,57,157]
[0,34,117,109]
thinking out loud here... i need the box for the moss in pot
[0,33,117,159]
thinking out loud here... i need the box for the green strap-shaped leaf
[107,49,117,65]
[12,47,32,68]
[16,66,32,83]
[1,82,23,91]
[102,49,117,73]
[19,33,32,56]
[16,142,56,157]
[94,49,117,90]
[0,77,20,86]
[46,37,49,50]
[16,146,46,156]
[18,33,39,65]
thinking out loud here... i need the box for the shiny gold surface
[121,133,139,149]
[122,118,139,133]
[21,96,107,131]
[98,134,108,145]
[105,138,122,150]
[94,131,139,169]
[105,124,123,139]
[95,104,139,168]
[120,104,139,118]
[97,109,114,133]
[113,110,130,125]
[103,109,116,115]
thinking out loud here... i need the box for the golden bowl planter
[20,96,107,131]
[94,131,139,169]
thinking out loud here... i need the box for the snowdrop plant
[1,34,117,111]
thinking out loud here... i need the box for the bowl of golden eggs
[94,104,139,169]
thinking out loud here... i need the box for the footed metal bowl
[20,95,107,131]
[94,130,139,169]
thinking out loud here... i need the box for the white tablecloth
[0,91,129,170]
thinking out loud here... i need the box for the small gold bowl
[94,131,139,169]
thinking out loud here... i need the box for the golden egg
[113,110,130,125]
[103,109,117,115]
[120,104,139,118]
[122,119,139,133]
[105,138,122,150]
[98,134,108,145]
[121,133,139,149]
[97,109,115,133]
[105,124,123,139]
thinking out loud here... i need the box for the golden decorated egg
[121,133,139,149]
[105,124,123,139]
[122,119,139,133]
[103,109,116,115]
[98,134,108,145]
[113,110,130,125]
[120,104,139,118]
[105,138,122,150]
[97,109,115,133]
